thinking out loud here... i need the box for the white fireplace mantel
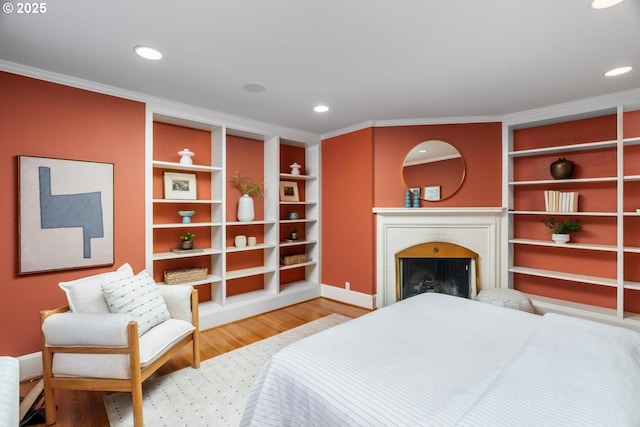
[373,207,505,308]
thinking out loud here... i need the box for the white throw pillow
[477,288,534,313]
[58,263,134,313]
[101,270,171,336]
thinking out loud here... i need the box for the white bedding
[241,293,640,427]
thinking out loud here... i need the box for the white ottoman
[477,288,534,313]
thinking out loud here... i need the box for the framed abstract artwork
[18,156,114,274]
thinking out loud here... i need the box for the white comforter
[241,293,640,427]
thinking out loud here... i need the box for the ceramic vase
[550,158,574,179]
[237,194,255,222]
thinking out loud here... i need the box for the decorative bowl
[178,210,195,224]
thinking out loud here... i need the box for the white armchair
[40,264,200,427]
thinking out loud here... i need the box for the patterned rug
[104,314,350,426]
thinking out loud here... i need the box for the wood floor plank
[21,298,371,427]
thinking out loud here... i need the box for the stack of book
[544,190,578,212]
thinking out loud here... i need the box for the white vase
[552,233,570,244]
[237,194,255,222]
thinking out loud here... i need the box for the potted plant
[180,231,195,250]
[230,170,264,222]
[542,217,582,244]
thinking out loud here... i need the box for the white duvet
[241,293,640,427]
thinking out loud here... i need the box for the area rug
[104,314,350,427]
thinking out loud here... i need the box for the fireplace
[374,207,504,308]
[396,242,478,301]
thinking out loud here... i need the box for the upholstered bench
[0,356,19,427]
[477,288,535,313]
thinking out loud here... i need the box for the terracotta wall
[321,128,375,294]
[0,72,146,356]
[373,123,502,207]
[321,123,502,295]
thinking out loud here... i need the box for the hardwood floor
[21,298,371,427]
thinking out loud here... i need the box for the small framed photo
[279,181,299,202]
[164,172,197,200]
[424,186,441,201]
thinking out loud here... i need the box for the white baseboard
[17,352,42,382]
[321,284,376,310]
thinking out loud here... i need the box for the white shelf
[226,220,277,226]
[158,274,222,286]
[509,238,616,252]
[280,260,317,271]
[152,160,221,172]
[226,243,276,252]
[509,266,617,287]
[279,173,317,181]
[280,239,317,247]
[153,198,222,204]
[508,139,617,158]
[153,248,222,260]
[280,218,317,224]
[152,222,221,228]
[280,201,318,205]
[624,136,640,146]
[226,266,277,280]
[509,177,617,185]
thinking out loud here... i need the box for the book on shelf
[171,247,205,254]
[544,190,578,213]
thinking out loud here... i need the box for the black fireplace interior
[399,257,471,300]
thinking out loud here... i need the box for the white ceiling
[1,0,639,136]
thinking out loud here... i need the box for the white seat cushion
[58,263,134,313]
[51,318,195,379]
[101,270,171,336]
[477,288,534,313]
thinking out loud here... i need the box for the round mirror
[402,140,465,201]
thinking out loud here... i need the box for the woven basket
[281,254,308,266]
[164,267,208,285]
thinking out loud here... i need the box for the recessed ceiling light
[605,66,632,77]
[314,105,329,113]
[134,45,163,60]
[590,0,624,9]
[242,83,266,93]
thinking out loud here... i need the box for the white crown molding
[320,120,375,140]
[0,60,321,145]
[503,87,640,127]
[373,115,502,128]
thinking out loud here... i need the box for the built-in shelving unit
[503,97,640,329]
[145,106,321,330]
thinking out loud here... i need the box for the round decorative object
[550,157,574,179]
[178,148,195,165]
[247,236,257,246]
[181,240,193,250]
[237,194,255,222]
[552,233,571,244]
[178,210,195,224]
[235,235,247,247]
[290,163,301,175]
[288,211,299,220]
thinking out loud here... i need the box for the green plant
[291,226,299,233]
[231,170,264,199]
[542,217,583,234]
[180,231,195,241]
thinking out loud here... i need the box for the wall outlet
[345,281,350,290]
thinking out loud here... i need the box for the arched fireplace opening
[395,242,479,301]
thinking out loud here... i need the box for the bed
[241,293,640,426]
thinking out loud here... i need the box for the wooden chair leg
[131,380,143,427]
[191,289,201,369]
